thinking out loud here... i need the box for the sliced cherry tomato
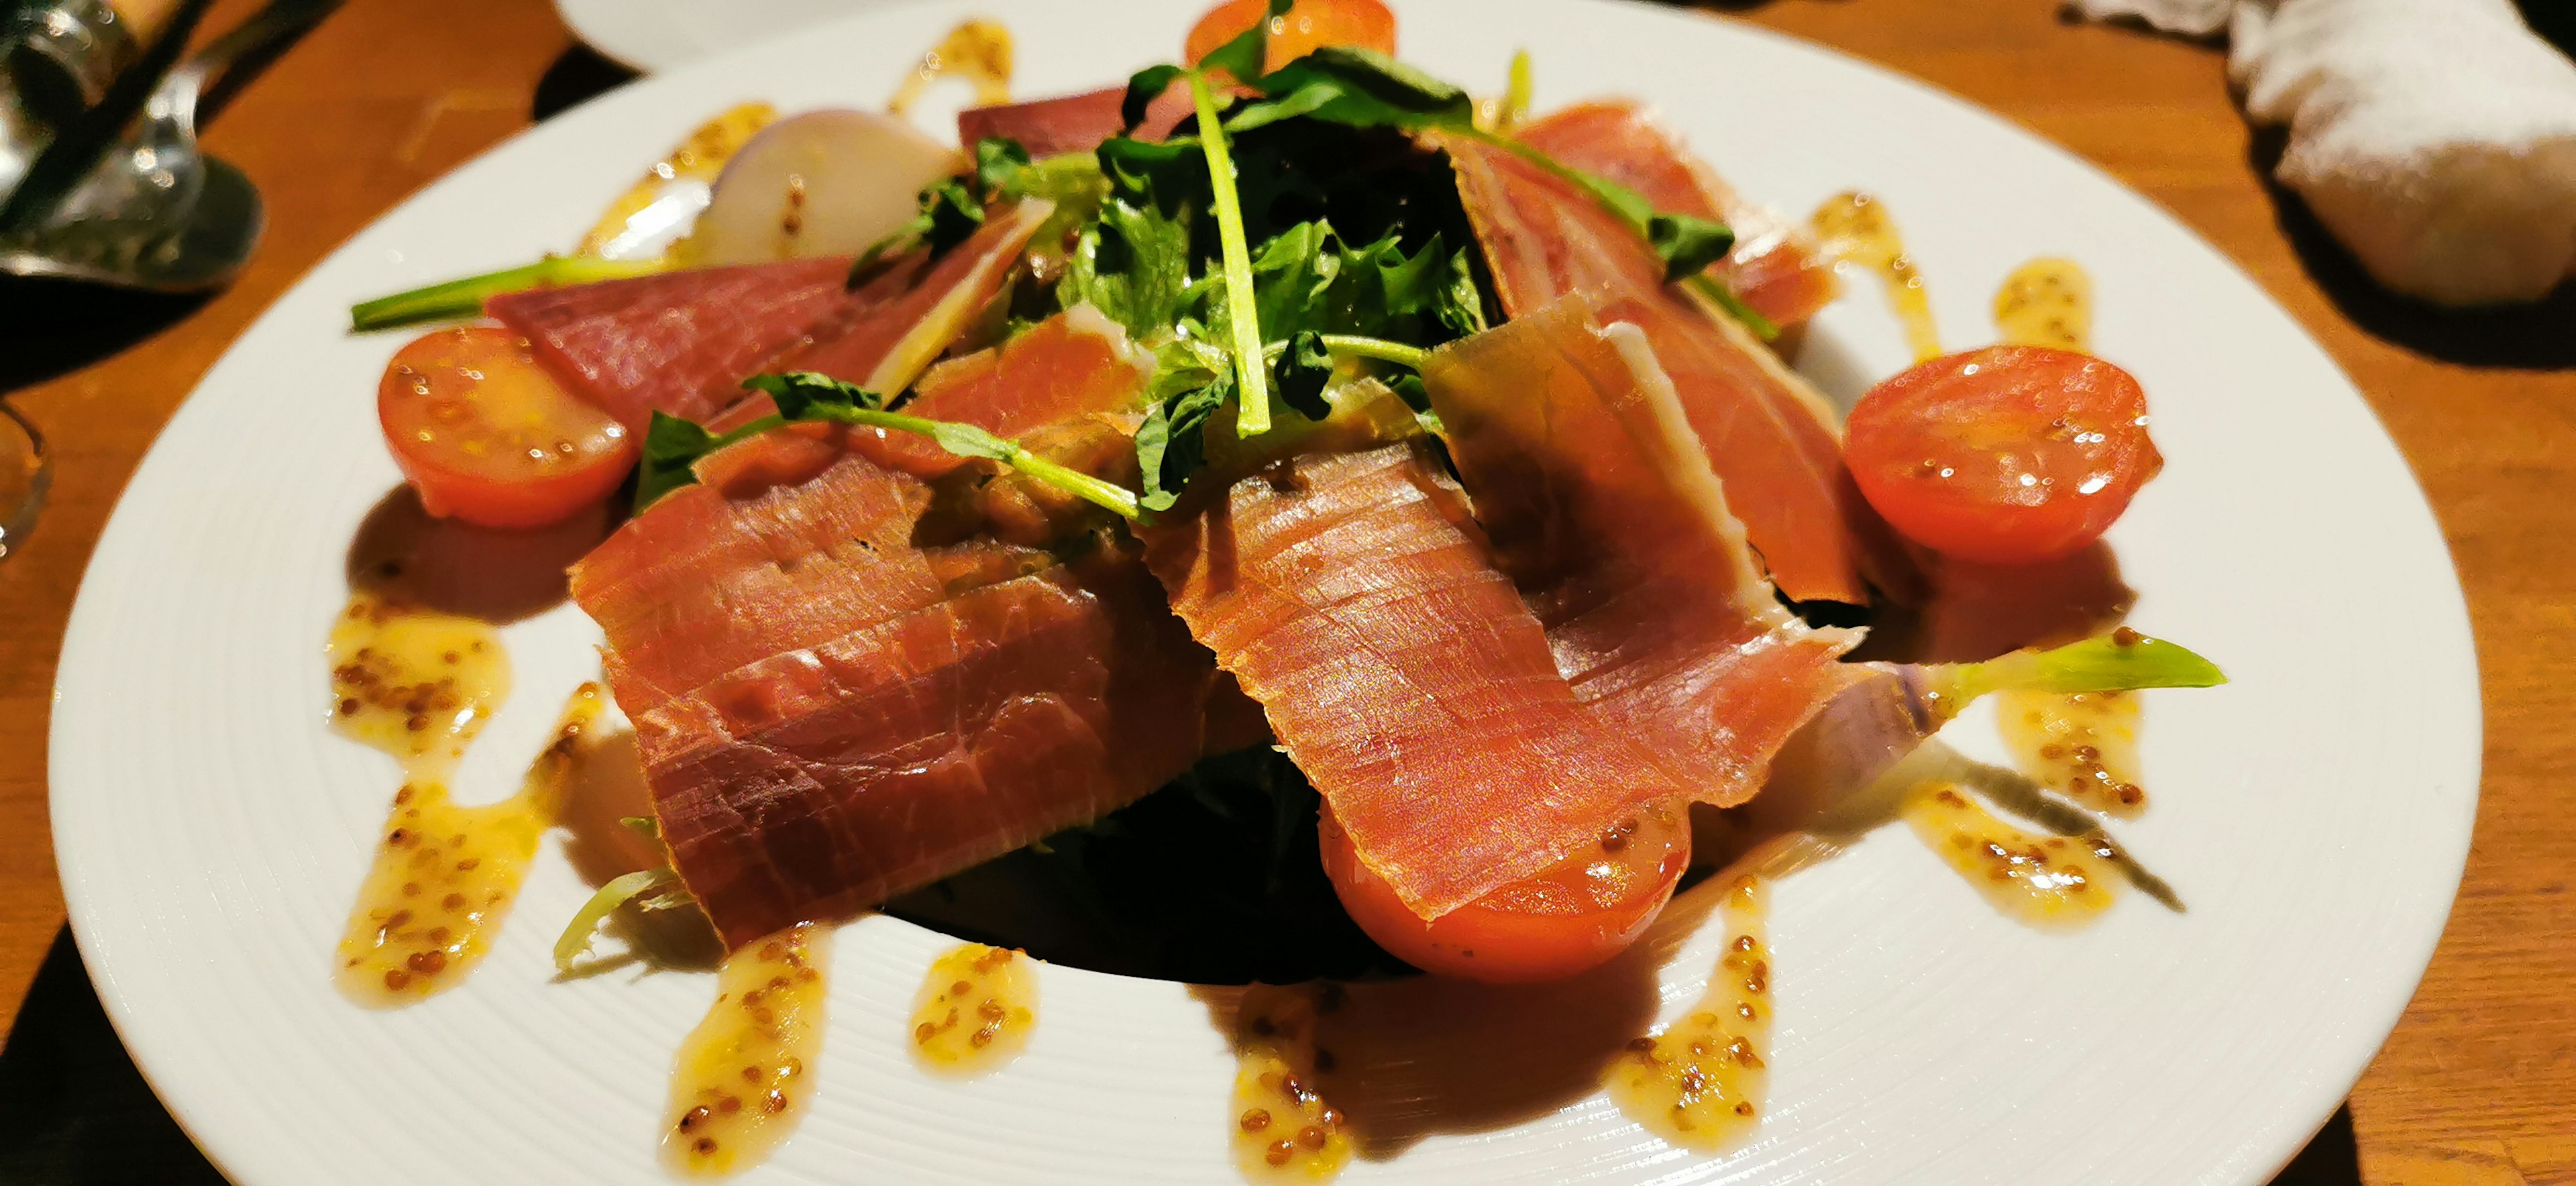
[1320,804,1689,983]
[1185,0,1397,74]
[1845,345,2162,565]
[378,326,636,530]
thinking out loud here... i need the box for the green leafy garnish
[852,136,1051,280]
[1187,72,1276,439]
[1228,46,1477,135]
[1196,0,1289,82]
[635,372,1144,520]
[1648,212,1737,283]
[347,255,663,332]
[1925,629,2229,720]
[553,867,692,974]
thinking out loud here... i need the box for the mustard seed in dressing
[1993,257,2094,352]
[1607,875,1772,1152]
[1902,784,2121,927]
[335,683,607,1007]
[665,924,831,1178]
[1230,984,1353,1183]
[1810,192,1941,362]
[1996,688,2148,817]
[327,592,508,774]
[908,943,1038,1075]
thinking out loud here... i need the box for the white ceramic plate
[50,1,2480,1183]
[556,0,889,72]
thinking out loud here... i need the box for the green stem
[1318,334,1432,371]
[1499,49,1534,133]
[553,867,687,973]
[1921,630,2228,722]
[350,256,664,332]
[1189,71,1274,439]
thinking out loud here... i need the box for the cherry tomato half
[378,326,636,530]
[1185,0,1397,75]
[1845,345,2162,565]
[1321,803,1690,983]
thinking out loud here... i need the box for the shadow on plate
[2249,125,2576,371]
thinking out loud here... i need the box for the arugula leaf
[1271,330,1334,420]
[553,867,692,975]
[1135,335,1234,513]
[973,136,1032,194]
[1058,197,1195,338]
[851,136,1037,280]
[1197,0,1291,83]
[1230,46,1477,134]
[1122,64,1187,131]
[636,413,722,513]
[1648,212,1737,283]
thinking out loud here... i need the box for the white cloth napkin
[2076,0,2576,306]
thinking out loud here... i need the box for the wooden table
[1,0,2566,1181]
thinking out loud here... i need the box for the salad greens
[634,372,1144,519]
[1921,629,2229,722]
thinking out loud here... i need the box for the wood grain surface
[0,1,2566,1183]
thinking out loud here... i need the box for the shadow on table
[533,45,641,123]
[0,928,223,1186]
[0,280,213,398]
[2249,126,2576,371]
[0,923,2365,1185]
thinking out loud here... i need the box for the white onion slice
[690,108,961,267]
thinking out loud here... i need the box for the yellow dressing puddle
[1606,875,1771,1152]
[1811,192,1941,362]
[666,923,832,1177]
[1996,688,2147,818]
[327,592,507,773]
[909,942,1038,1075]
[1993,256,2092,351]
[1230,983,1354,1182]
[334,682,607,1006]
[890,18,1014,115]
[1902,783,2120,928]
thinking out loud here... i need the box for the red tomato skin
[1320,807,1688,984]
[377,327,636,531]
[1845,346,2162,565]
[1185,0,1397,73]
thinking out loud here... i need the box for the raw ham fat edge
[1142,438,1698,920]
[1513,99,1838,331]
[1421,295,1866,806]
[1433,129,1915,606]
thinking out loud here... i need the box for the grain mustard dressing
[1230,983,1354,1182]
[1992,257,2092,352]
[1810,192,1941,362]
[334,682,606,1006]
[889,19,1014,115]
[1996,689,2147,817]
[908,943,1038,1074]
[1901,784,2119,928]
[667,924,832,1177]
[1606,875,1770,1152]
[327,591,508,773]
[1988,259,2149,818]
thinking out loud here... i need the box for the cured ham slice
[642,542,1232,949]
[1143,441,1693,919]
[1421,296,1865,806]
[486,256,854,433]
[488,200,1053,436]
[1436,130,1911,606]
[955,84,1195,157]
[769,199,1055,394]
[689,301,1152,502]
[1514,100,1837,330]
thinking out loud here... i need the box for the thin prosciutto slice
[640,535,1230,949]
[1514,100,1837,331]
[956,85,1196,157]
[1421,296,1866,805]
[487,200,1051,435]
[1436,131,1911,606]
[1143,440,1693,919]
